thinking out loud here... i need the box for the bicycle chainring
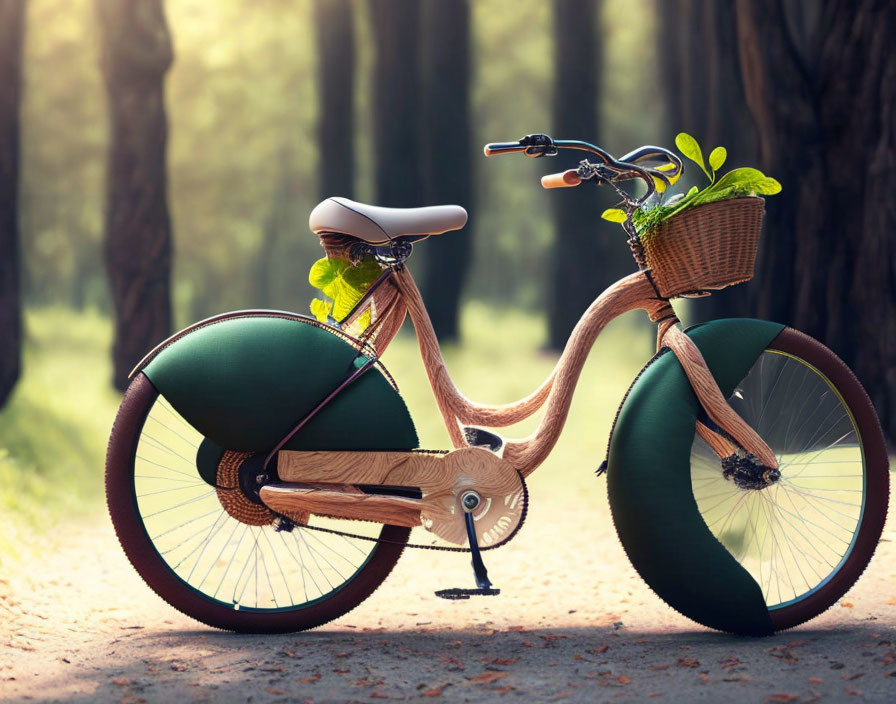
[420,448,526,548]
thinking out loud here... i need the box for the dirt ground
[2,474,896,704]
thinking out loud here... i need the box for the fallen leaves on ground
[540,635,569,643]
[419,684,447,697]
[718,656,745,670]
[468,671,508,685]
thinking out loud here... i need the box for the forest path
[3,475,896,704]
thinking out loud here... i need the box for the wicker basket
[629,196,765,298]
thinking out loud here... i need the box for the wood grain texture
[394,267,556,434]
[276,447,524,545]
[395,265,776,477]
[259,483,422,528]
[695,419,737,458]
[501,273,661,474]
[396,267,670,475]
[663,324,777,468]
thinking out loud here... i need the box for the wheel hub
[215,451,309,526]
[721,453,780,490]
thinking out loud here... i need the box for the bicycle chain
[272,471,529,554]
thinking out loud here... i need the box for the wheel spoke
[131,394,385,613]
[691,349,865,610]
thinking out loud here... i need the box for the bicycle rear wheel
[106,373,409,633]
[608,320,888,634]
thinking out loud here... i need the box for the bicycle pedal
[435,588,501,600]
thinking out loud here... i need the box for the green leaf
[308,257,347,292]
[601,208,628,223]
[308,255,383,323]
[708,146,727,174]
[710,167,766,191]
[341,256,382,290]
[753,176,782,195]
[309,297,332,322]
[331,287,363,320]
[632,136,781,232]
[675,132,711,181]
[358,309,371,331]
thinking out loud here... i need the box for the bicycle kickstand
[434,491,501,600]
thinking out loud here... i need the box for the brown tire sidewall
[765,328,889,632]
[106,373,410,633]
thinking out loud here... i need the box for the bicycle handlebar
[484,134,683,207]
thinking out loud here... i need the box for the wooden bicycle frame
[268,261,777,534]
[390,265,777,475]
[270,267,778,508]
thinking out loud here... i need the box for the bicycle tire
[106,373,410,633]
[607,320,888,635]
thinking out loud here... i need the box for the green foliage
[626,132,782,236]
[308,255,382,326]
[708,146,727,173]
[601,208,628,223]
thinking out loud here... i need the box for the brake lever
[575,160,614,183]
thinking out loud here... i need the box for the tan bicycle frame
[269,262,777,533]
[390,265,777,475]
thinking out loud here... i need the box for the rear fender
[138,310,418,454]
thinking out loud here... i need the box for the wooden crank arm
[260,483,423,528]
[663,325,778,469]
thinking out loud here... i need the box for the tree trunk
[313,0,354,199]
[548,0,605,350]
[0,0,26,408]
[419,0,472,342]
[369,1,423,209]
[97,0,174,391]
[736,0,896,444]
[660,0,759,321]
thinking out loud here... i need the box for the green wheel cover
[607,318,784,635]
[143,315,418,453]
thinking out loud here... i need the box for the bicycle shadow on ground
[33,623,896,703]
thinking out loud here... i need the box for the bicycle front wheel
[607,319,889,635]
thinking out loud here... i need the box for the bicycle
[106,133,890,636]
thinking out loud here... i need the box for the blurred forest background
[0,0,893,540]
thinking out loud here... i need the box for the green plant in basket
[308,255,382,330]
[601,132,782,235]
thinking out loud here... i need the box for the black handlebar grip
[483,142,526,157]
